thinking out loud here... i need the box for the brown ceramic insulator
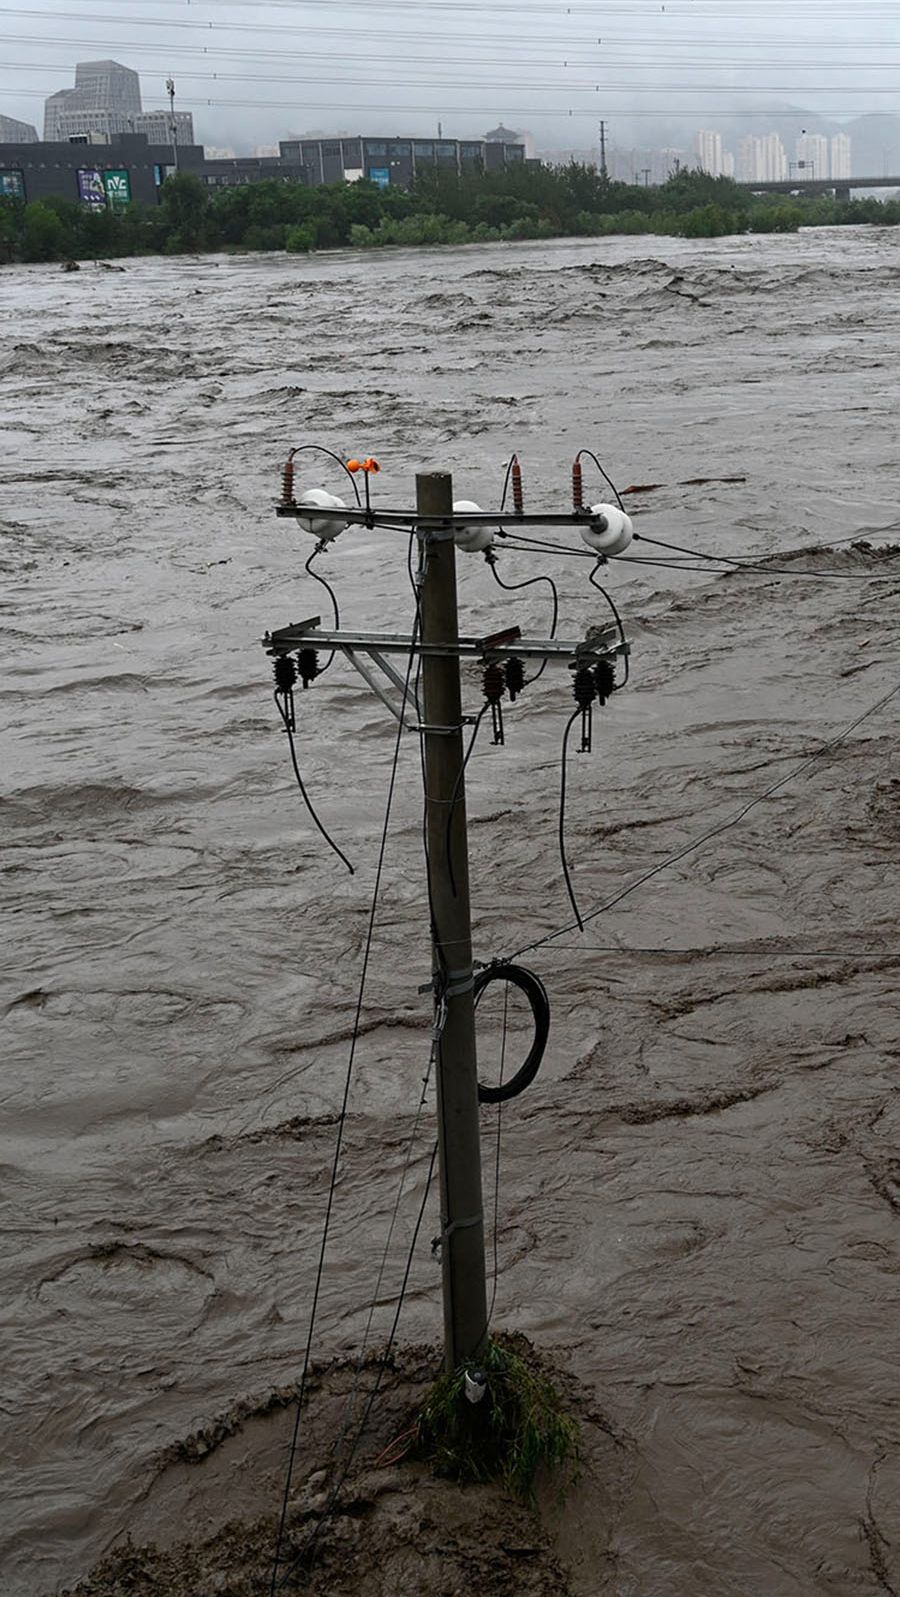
[511,459,524,514]
[572,459,584,510]
[280,459,295,505]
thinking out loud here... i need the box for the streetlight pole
[166,77,179,173]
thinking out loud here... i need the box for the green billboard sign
[102,169,132,206]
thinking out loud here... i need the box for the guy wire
[267,592,421,1597]
[507,676,900,964]
[278,1139,440,1590]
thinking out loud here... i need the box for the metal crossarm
[263,622,626,664]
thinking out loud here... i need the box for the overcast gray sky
[0,0,894,151]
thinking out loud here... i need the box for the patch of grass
[415,1337,580,1501]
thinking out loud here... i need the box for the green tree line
[2,164,899,264]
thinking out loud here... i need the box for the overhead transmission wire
[3,84,889,116]
[497,529,898,582]
[267,587,421,1597]
[27,0,900,13]
[14,9,900,49]
[505,677,900,965]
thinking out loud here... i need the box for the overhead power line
[8,9,900,49]
[5,85,895,116]
[11,57,900,93]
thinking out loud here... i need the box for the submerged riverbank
[3,164,899,264]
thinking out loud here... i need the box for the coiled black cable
[473,962,550,1104]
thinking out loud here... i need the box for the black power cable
[303,548,340,673]
[576,447,626,512]
[273,691,354,876]
[558,705,585,931]
[588,561,630,687]
[486,555,560,685]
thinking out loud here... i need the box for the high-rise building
[761,133,787,181]
[697,129,725,176]
[796,132,829,180]
[44,60,141,141]
[831,132,851,179]
[738,133,787,182]
[133,110,194,145]
[722,151,735,179]
[0,114,38,141]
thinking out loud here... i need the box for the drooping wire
[558,706,585,932]
[487,555,559,685]
[274,691,355,875]
[507,676,900,965]
[629,533,899,581]
[304,547,340,673]
[576,447,626,512]
[588,561,630,687]
[267,599,421,1597]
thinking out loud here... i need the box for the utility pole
[599,119,608,179]
[166,77,179,172]
[266,466,629,1377]
[641,167,651,187]
[416,471,489,1373]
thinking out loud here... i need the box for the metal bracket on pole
[264,623,627,667]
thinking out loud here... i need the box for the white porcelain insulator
[452,499,495,553]
[580,503,634,556]
[295,487,349,542]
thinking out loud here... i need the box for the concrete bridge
[741,175,900,202]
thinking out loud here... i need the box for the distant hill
[842,113,900,176]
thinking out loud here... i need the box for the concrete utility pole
[166,77,179,172]
[416,471,489,1373]
[599,119,608,179]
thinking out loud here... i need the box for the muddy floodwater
[2,230,900,1596]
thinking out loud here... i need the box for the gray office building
[0,115,38,142]
[44,60,142,142]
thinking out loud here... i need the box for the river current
[2,229,899,1595]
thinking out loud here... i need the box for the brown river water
[2,230,900,1596]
